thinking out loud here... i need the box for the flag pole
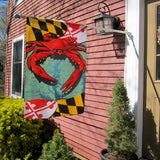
[13,13,132,38]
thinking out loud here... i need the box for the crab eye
[44,34,52,41]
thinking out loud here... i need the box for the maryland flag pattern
[24,16,87,119]
[53,94,84,117]
[26,17,67,42]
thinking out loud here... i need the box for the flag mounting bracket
[13,13,133,39]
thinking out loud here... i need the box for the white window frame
[11,35,24,98]
[14,0,24,7]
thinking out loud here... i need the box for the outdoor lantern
[94,2,120,35]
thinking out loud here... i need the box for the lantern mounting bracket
[86,25,133,39]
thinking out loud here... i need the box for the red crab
[26,33,86,93]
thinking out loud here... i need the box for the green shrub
[0,97,51,160]
[104,78,137,157]
[38,129,75,160]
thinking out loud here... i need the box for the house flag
[24,16,87,119]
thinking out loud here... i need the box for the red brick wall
[6,0,125,159]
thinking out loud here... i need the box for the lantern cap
[93,12,115,23]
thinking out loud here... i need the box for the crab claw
[30,64,58,84]
[27,48,58,85]
[61,69,83,93]
[61,51,86,93]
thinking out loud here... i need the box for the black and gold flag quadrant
[52,94,85,117]
[26,17,67,42]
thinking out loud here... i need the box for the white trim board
[125,0,145,158]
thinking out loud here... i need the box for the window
[14,0,24,7]
[11,35,24,98]
[156,6,160,80]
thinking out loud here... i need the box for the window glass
[156,56,160,80]
[13,41,22,62]
[12,63,22,97]
[156,6,160,80]
[14,0,24,7]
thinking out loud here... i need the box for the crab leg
[25,42,37,58]
[27,46,58,83]
[61,51,86,93]
[72,43,86,52]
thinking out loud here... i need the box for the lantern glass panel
[104,17,113,29]
[95,18,103,34]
